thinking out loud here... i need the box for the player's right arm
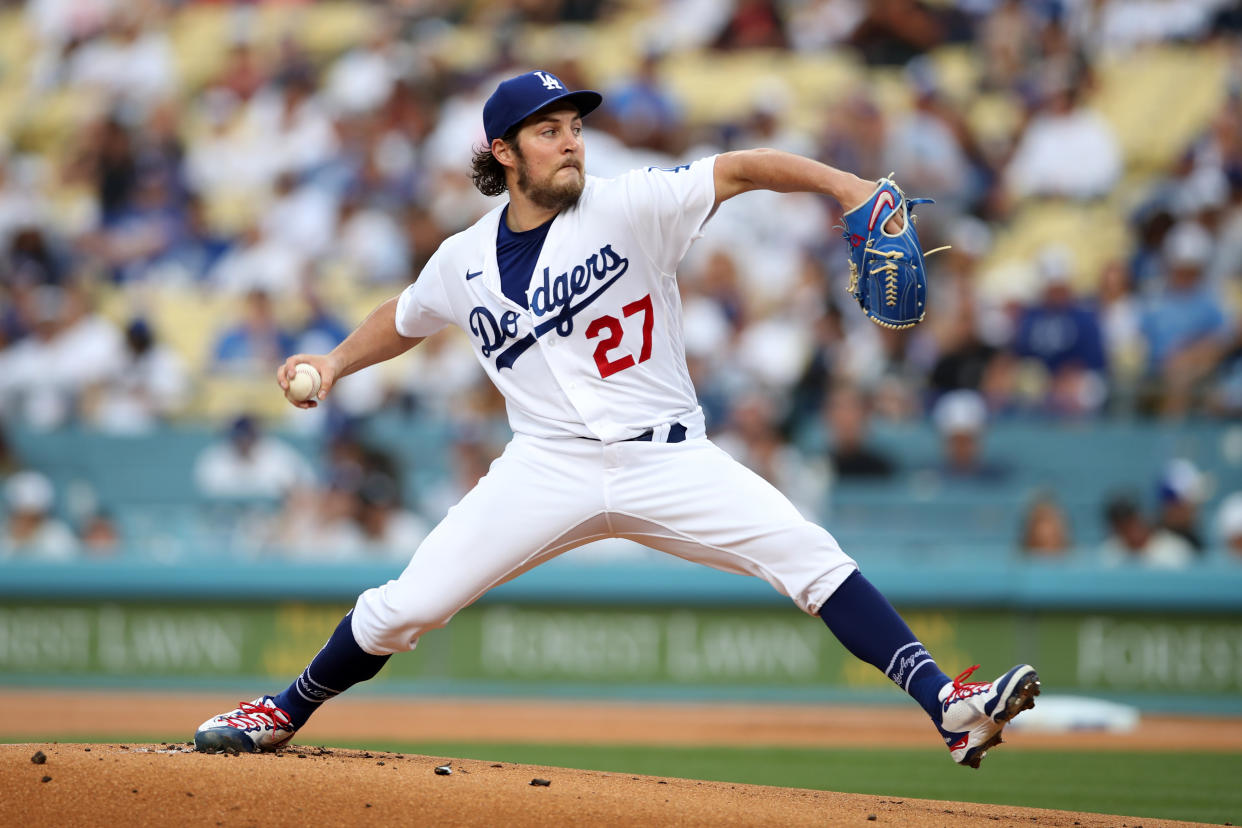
[277,297,424,409]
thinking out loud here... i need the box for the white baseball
[286,363,322,402]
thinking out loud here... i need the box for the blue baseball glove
[840,176,947,330]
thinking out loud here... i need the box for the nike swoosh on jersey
[466,269,483,280]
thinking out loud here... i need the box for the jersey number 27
[586,293,653,379]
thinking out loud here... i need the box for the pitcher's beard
[517,163,584,212]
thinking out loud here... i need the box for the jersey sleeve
[395,252,453,338]
[618,155,718,276]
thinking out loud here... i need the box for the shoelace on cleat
[225,700,294,731]
[943,664,990,705]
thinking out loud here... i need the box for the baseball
[286,363,322,402]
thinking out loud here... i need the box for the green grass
[329,741,1241,826]
[8,736,1239,825]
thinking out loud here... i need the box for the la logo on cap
[534,71,563,90]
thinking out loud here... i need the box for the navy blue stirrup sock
[273,611,390,729]
[818,570,951,720]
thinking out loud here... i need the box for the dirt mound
[0,744,1207,828]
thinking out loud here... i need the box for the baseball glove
[840,176,948,330]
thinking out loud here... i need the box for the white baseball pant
[351,431,858,655]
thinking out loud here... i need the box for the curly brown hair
[471,133,521,197]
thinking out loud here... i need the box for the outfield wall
[3,559,1240,714]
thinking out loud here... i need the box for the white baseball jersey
[394,157,716,442]
[352,156,858,656]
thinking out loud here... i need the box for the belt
[584,422,688,444]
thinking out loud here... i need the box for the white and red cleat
[194,696,297,753]
[935,664,1040,768]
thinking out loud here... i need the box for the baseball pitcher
[194,70,1039,769]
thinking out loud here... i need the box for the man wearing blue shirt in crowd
[1012,246,1107,415]
[1139,221,1233,415]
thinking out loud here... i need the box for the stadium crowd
[2,0,1242,564]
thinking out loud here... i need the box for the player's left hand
[839,176,947,330]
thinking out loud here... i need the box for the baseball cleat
[935,663,1040,769]
[194,696,297,753]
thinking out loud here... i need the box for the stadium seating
[9,418,1238,564]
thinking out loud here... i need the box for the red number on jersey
[586,315,634,378]
[586,293,654,379]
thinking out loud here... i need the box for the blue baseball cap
[483,70,602,143]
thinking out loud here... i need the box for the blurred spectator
[1011,245,1108,416]
[56,281,127,387]
[1207,339,1242,417]
[242,72,338,180]
[0,425,20,476]
[400,330,486,419]
[818,92,887,182]
[1,470,79,561]
[334,193,411,285]
[84,165,186,283]
[214,41,266,103]
[823,384,896,479]
[184,88,265,196]
[603,50,683,153]
[787,0,866,53]
[1216,492,1242,559]
[321,425,401,497]
[1072,0,1222,56]
[91,117,141,227]
[1138,221,1234,416]
[194,414,314,501]
[67,8,175,111]
[0,285,72,428]
[423,428,499,522]
[1098,493,1194,569]
[27,0,114,45]
[1128,201,1178,290]
[0,282,126,430]
[1095,260,1145,386]
[211,289,297,374]
[154,193,234,283]
[979,0,1040,93]
[262,173,337,262]
[5,225,68,287]
[849,0,946,66]
[1003,69,1121,202]
[350,470,431,562]
[1156,458,1206,553]
[931,389,1009,481]
[209,224,306,296]
[882,61,978,213]
[294,288,351,356]
[79,509,121,557]
[928,300,1000,396]
[1019,494,1072,558]
[323,16,405,117]
[272,426,427,561]
[268,482,359,561]
[88,318,190,433]
[713,392,828,519]
[731,79,817,158]
[713,0,789,50]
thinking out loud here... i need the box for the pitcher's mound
[0,743,1202,827]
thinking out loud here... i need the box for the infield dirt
[0,743,1217,828]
